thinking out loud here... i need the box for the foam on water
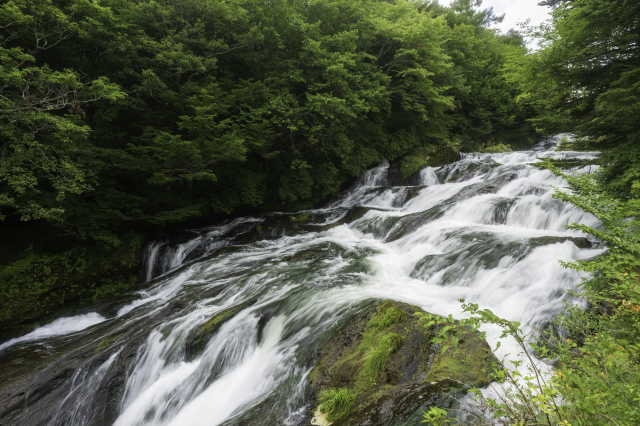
[0,312,106,351]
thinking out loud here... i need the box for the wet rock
[533,236,592,249]
[92,338,146,424]
[310,300,494,425]
[445,160,505,184]
[403,186,428,204]
[492,198,516,224]
[384,207,445,242]
[221,392,312,426]
[339,206,388,224]
[447,162,484,183]
[229,212,334,245]
[280,248,324,263]
[184,299,258,360]
[279,242,375,266]
[313,222,343,232]
[0,323,149,426]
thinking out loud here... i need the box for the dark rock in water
[492,198,516,225]
[533,236,592,249]
[0,323,149,426]
[446,160,505,184]
[280,248,325,263]
[388,158,423,186]
[91,338,146,424]
[384,206,445,242]
[278,242,376,267]
[229,212,335,245]
[403,186,428,204]
[339,206,388,224]
[310,300,494,426]
[185,298,258,360]
[222,393,314,426]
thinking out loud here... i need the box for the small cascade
[0,144,603,426]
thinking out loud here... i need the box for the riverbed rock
[184,298,258,360]
[403,186,428,204]
[310,300,495,425]
[533,236,592,249]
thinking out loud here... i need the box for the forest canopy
[0,0,539,244]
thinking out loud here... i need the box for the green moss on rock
[311,300,495,425]
[94,333,124,354]
[319,388,357,422]
[280,248,323,263]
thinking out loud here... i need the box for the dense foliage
[513,0,640,196]
[0,0,539,246]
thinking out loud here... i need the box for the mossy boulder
[533,236,592,249]
[311,300,494,425]
[184,298,257,360]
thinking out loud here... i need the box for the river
[0,139,602,425]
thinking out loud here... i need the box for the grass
[318,301,408,421]
[319,388,357,422]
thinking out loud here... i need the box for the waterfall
[0,144,603,426]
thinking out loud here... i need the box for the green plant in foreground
[419,299,640,426]
[423,406,457,425]
[319,388,356,422]
[417,302,568,426]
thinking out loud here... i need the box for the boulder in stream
[309,300,494,425]
[185,298,258,360]
[533,236,591,249]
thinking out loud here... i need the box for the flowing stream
[0,139,604,426]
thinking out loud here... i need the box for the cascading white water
[0,141,604,426]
